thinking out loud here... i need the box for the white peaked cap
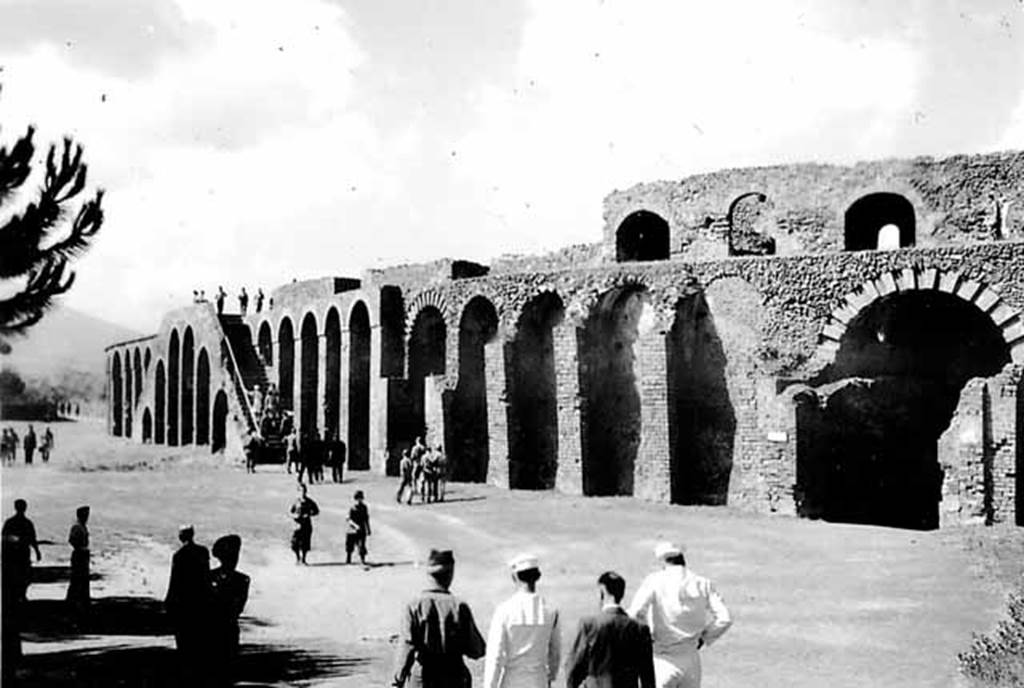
[509,553,540,573]
[654,541,685,560]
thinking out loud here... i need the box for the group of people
[1,425,55,465]
[396,437,447,505]
[192,285,269,316]
[2,500,92,679]
[288,483,372,566]
[393,542,731,688]
[166,524,251,686]
[283,427,347,483]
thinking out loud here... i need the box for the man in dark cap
[392,548,486,687]
[209,534,250,686]
[165,525,211,667]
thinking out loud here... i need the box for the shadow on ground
[15,642,371,687]
[21,596,170,641]
[30,566,103,585]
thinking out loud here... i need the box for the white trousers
[653,648,701,688]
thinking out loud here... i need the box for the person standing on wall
[256,288,265,313]
[627,543,731,688]
[483,554,561,688]
[239,287,249,316]
[216,286,227,315]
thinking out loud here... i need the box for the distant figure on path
[8,428,18,463]
[41,427,54,463]
[23,426,36,465]
[66,505,91,611]
[392,549,486,687]
[289,483,319,565]
[329,432,347,484]
[256,288,265,313]
[483,553,561,688]
[345,490,371,566]
[396,448,415,504]
[244,432,261,474]
[239,287,249,315]
[566,571,655,688]
[286,427,300,475]
[627,543,731,688]
[209,534,250,686]
[165,525,211,669]
[2,499,42,603]
[216,286,227,314]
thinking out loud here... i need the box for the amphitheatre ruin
[106,151,1024,531]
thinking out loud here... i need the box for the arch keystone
[919,267,939,290]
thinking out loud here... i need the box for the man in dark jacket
[165,525,211,668]
[565,571,654,688]
[392,549,486,687]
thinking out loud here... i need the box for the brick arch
[565,275,661,328]
[817,268,1024,364]
[405,290,451,330]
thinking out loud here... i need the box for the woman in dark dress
[209,534,250,686]
[289,483,319,564]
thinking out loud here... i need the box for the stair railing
[214,319,259,435]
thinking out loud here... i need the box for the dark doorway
[196,349,210,445]
[408,307,446,444]
[212,390,229,453]
[348,302,371,470]
[579,287,648,496]
[299,313,319,438]
[181,328,195,445]
[324,309,341,441]
[668,294,736,505]
[507,293,564,489]
[616,211,670,262]
[155,361,166,444]
[111,352,123,437]
[278,318,295,411]
[133,349,143,406]
[258,322,273,366]
[844,193,915,251]
[168,331,179,446]
[801,290,1009,529]
[123,355,133,438]
[142,409,152,443]
[450,297,498,482]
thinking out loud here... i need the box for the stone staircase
[218,315,271,394]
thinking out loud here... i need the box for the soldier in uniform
[392,549,486,687]
[396,448,415,504]
[209,534,250,687]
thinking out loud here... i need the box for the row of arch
[614,192,916,262]
[110,329,230,453]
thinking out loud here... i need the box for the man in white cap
[483,553,561,688]
[627,542,731,688]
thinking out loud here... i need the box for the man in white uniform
[627,542,731,688]
[484,553,561,688]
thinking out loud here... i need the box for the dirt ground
[3,419,1024,687]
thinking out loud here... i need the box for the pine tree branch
[0,257,75,335]
[0,126,35,203]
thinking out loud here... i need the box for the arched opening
[616,210,670,262]
[348,302,371,470]
[278,318,295,411]
[299,313,319,438]
[142,408,153,443]
[257,321,273,366]
[844,193,915,251]
[324,308,341,441]
[408,306,446,444]
[667,294,736,505]
[133,348,143,406]
[111,352,123,437]
[211,390,229,453]
[579,287,649,496]
[450,297,499,482]
[144,347,151,373]
[876,224,901,250]
[800,290,1010,529]
[123,354,133,438]
[181,327,195,445]
[507,293,564,489]
[196,349,211,445]
[155,361,166,444]
[168,331,180,446]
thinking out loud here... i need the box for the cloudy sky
[2,0,1023,331]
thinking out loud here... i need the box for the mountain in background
[2,306,141,388]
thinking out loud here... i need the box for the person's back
[167,540,210,614]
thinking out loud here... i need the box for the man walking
[165,525,211,670]
[2,499,42,603]
[483,554,561,688]
[627,543,731,688]
[396,448,415,504]
[566,571,654,688]
[345,490,371,566]
[392,549,486,687]
[23,425,36,465]
[41,427,54,463]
